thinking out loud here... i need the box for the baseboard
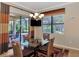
[54,44,79,51]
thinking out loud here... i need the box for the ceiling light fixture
[29,13,44,20]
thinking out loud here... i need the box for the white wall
[34,27,43,40]
[10,7,30,17]
[34,2,79,50]
[64,2,79,49]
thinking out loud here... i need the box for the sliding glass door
[8,16,29,48]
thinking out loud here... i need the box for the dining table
[29,42,41,56]
[22,39,49,57]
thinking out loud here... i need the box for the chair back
[12,41,23,57]
[43,33,50,40]
[47,37,55,56]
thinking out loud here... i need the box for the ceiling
[8,2,73,12]
[11,2,68,12]
[4,2,74,17]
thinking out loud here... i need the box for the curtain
[0,3,10,54]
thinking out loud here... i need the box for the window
[16,19,20,33]
[16,18,29,33]
[42,16,51,33]
[42,14,64,34]
[8,21,13,34]
[53,14,64,33]
[21,18,29,33]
